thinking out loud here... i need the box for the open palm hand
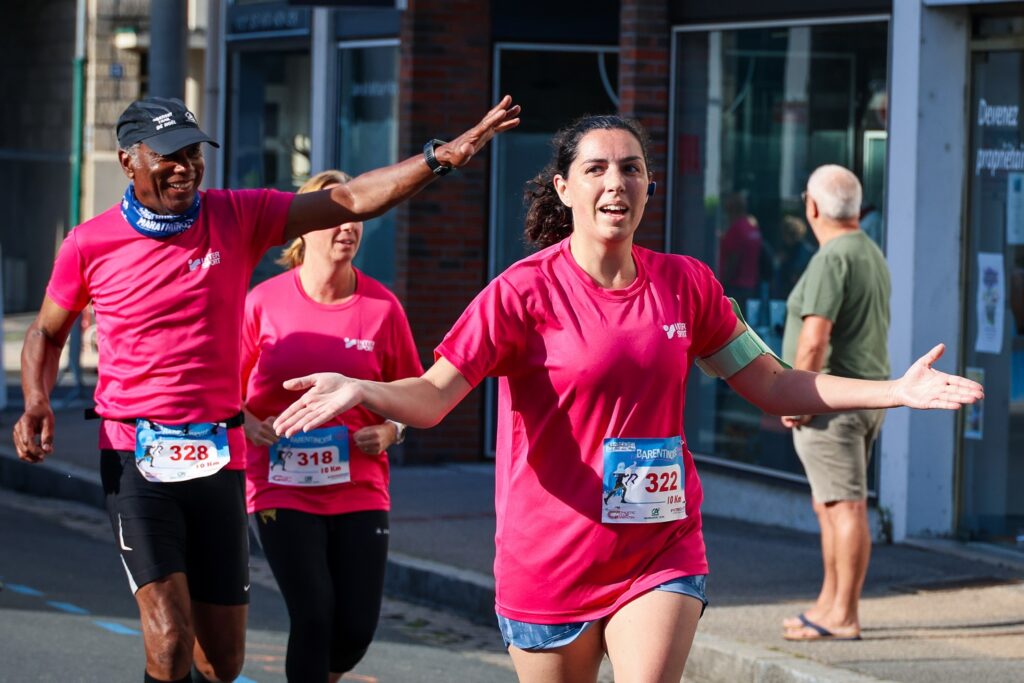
[273,373,363,437]
[892,344,984,410]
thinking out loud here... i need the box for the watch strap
[423,139,453,177]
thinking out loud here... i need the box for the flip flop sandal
[783,616,861,641]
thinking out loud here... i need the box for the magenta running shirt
[241,268,423,515]
[435,239,737,623]
[46,189,292,464]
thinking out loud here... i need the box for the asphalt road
[0,488,518,682]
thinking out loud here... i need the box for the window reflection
[228,48,312,286]
[672,21,889,477]
[337,43,399,288]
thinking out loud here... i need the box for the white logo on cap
[185,111,197,124]
[152,112,178,131]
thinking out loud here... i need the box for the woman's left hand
[891,344,984,409]
[353,423,398,455]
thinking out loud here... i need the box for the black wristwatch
[423,139,454,177]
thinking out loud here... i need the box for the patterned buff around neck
[120,183,201,239]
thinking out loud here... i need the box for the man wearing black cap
[13,95,519,683]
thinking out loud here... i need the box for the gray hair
[121,142,142,164]
[806,164,862,221]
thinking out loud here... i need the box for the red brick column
[619,0,671,250]
[395,0,492,462]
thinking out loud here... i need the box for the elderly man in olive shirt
[780,164,891,642]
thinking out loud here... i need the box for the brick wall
[396,0,492,462]
[619,0,671,251]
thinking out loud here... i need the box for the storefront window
[959,48,1024,551]
[336,42,399,288]
[227,47,311,284]
[228,49,311,191]
[490,46,619,277]
[486,45,618,454]
[671,20,889,478]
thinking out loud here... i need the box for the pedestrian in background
[241,169,423,681]
[781,164,890,642]
[12,95,518,683]
[272,116,980,683]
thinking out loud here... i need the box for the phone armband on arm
[695,298,791,379]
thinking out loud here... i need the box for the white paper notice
[975,252,1005,354]
[1008,173,1024,245]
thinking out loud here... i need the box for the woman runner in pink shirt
[273,116,983,683]
[241,170,422,682]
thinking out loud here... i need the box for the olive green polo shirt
[782,230,891,380]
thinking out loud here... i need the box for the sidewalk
[1,407,1022,682]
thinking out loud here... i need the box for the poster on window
[975,253,1005,354]
[1008,173,1024,245]
[963,367,985,440]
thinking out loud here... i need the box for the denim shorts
[497,574,708,651]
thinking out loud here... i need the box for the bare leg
[824,499,870,630]
[192,601,248,681]
[783,497,836,629]
[604,590,702,683]
[507,622,604,683]
[136,574,195,681]
[785,499,868,638]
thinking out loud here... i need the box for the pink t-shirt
[435,239,737,623]
[46,189,292,463]
[719,216,762,291]
[241,268,423,515]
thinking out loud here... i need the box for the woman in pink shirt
[241,171,423,682]
[273,117,982,682]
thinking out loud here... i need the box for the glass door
[670,18,889,480]
[336,41,399,288]
[484,44,619,456]
[959,46,1024,552]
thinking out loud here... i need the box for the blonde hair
[277,170,355,269]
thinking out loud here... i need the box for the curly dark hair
[523,115,651,249]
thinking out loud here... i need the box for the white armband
[695,298,790,379]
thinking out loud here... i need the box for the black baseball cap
[116,97,220,155]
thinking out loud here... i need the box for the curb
[384,552,496,626]
[0,447,896,683]
[0,446,500,628]
[0,448,104,509]
[686,633,898,683]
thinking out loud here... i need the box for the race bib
[134,419,231,483]
[602,436,686,524]
[268,427,350,487]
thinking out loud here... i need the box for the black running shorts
[100,449,250,605]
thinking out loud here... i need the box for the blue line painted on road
[236,677,258,683]
[46,601,90,615]
[93,620,141,636]
[4,583,44,596]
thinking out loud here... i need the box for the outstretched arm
[274,358,473,437]
[727,341,983,416]
[14,297,78,462]
[780,314,831,428]
[282,96,521,241]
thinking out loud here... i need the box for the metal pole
[149,0,187,99]
[64,0,87,402]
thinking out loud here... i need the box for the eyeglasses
[800,191,808,203]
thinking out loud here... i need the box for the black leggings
[255,508,389,681]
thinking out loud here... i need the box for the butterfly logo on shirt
[663,323,687,340]
[344,337,376,352]
[188,250,221,272]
